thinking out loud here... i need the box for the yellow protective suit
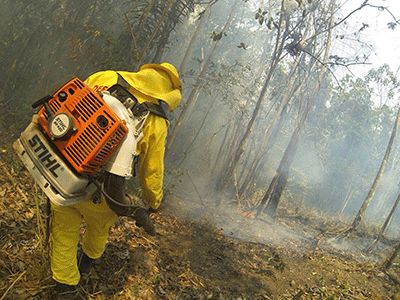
[51,63,182,286]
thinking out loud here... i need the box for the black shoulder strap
[117,73,131,90]
[134,102,168,120]
[117,73,168,120]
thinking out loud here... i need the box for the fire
[238,207,255,218]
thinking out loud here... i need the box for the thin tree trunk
[366,190,400,253]
[255,0,336,217]
[255,107,304,217]
[217,2,288,197]
[0,20,41,104]
[154,1,193,63]
[227,44,272,173]
[384,239,400,270]
[238,99,284,198]
[238,44,317,198]
[166,0,240,154]
[178,3,211,73]
[349,106,400,232]
[212,119,234,172]
[122,0,157,66]
[135,0,178,70]
[135,0,157,45]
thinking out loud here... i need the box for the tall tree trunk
[265,161,292,216]
[349,106,400,232]
[255,0,336,217]
[226,43,273,178]
[384,239,400,270]
[178,3,211,73]
[0,20,41,105]
[212,118,234,171]
[217,2,288,198]
[238,97,286,198]
[238,43,316,198]
[255,106,304,217]
[135,0,178,70]
[165,0,240,154]
[123,0,157,66]
[366,190,400,253]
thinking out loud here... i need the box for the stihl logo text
[28,135,61,178]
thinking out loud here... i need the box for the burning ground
[1,132,400,299]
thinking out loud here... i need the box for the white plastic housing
[102,91,148,178]
[13,115,97,206]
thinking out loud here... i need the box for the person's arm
[103,172,156,236]
[137,114,168,210]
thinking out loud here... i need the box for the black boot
[52,281,77,300]
[133,208,156,236]
[78,252,96,275]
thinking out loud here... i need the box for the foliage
[2,0,400,232]
[0,0,200,131]
[301,67,400,216]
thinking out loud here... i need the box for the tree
[384,239,400,270]
[178,2,213,73]
[366,187,400,253]
[257,0,337,217]
[217,0,289,197]
[348,106,400,233]
[0,0,199,129]
[165,0,240,154]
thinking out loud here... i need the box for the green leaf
[267,19,272,30]
[237,42,247,50]
[152,274,161,284]
[388,22,397,30]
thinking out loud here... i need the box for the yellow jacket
[84,63,182,209]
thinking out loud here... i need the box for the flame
[238,207,255,218]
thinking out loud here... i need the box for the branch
[124,13,138,60]
[186,171,205,207]
[304,1,369,45]
[365,4,400,25]
[300,48,343,89]
[0,271,26,300]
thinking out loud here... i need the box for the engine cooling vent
[37,78,129,175]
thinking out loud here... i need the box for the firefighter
[51,63,181,298]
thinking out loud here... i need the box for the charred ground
[1,129,400,300]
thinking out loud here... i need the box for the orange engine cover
[37,78,129,175]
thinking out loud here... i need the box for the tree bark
[165,0,240,154]
[255,106,304,216]
[255,0,336,217]
[384,239,400,270]
[349,106,400,232]
[217,2,288,197]
[178,3,211,73]
[135,0,178,70]
[366,190,400,253]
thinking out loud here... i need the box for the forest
[1,0,400,299]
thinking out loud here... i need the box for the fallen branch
[0,270,26,300]
[2,165,29,203]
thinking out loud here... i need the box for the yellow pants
[50,200,117,285]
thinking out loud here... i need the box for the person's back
[51,63,182,299]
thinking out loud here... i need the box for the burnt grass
[1,130,400,299]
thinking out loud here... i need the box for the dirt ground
[1,131,400,299]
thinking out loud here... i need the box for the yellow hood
[118,63,182,111]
